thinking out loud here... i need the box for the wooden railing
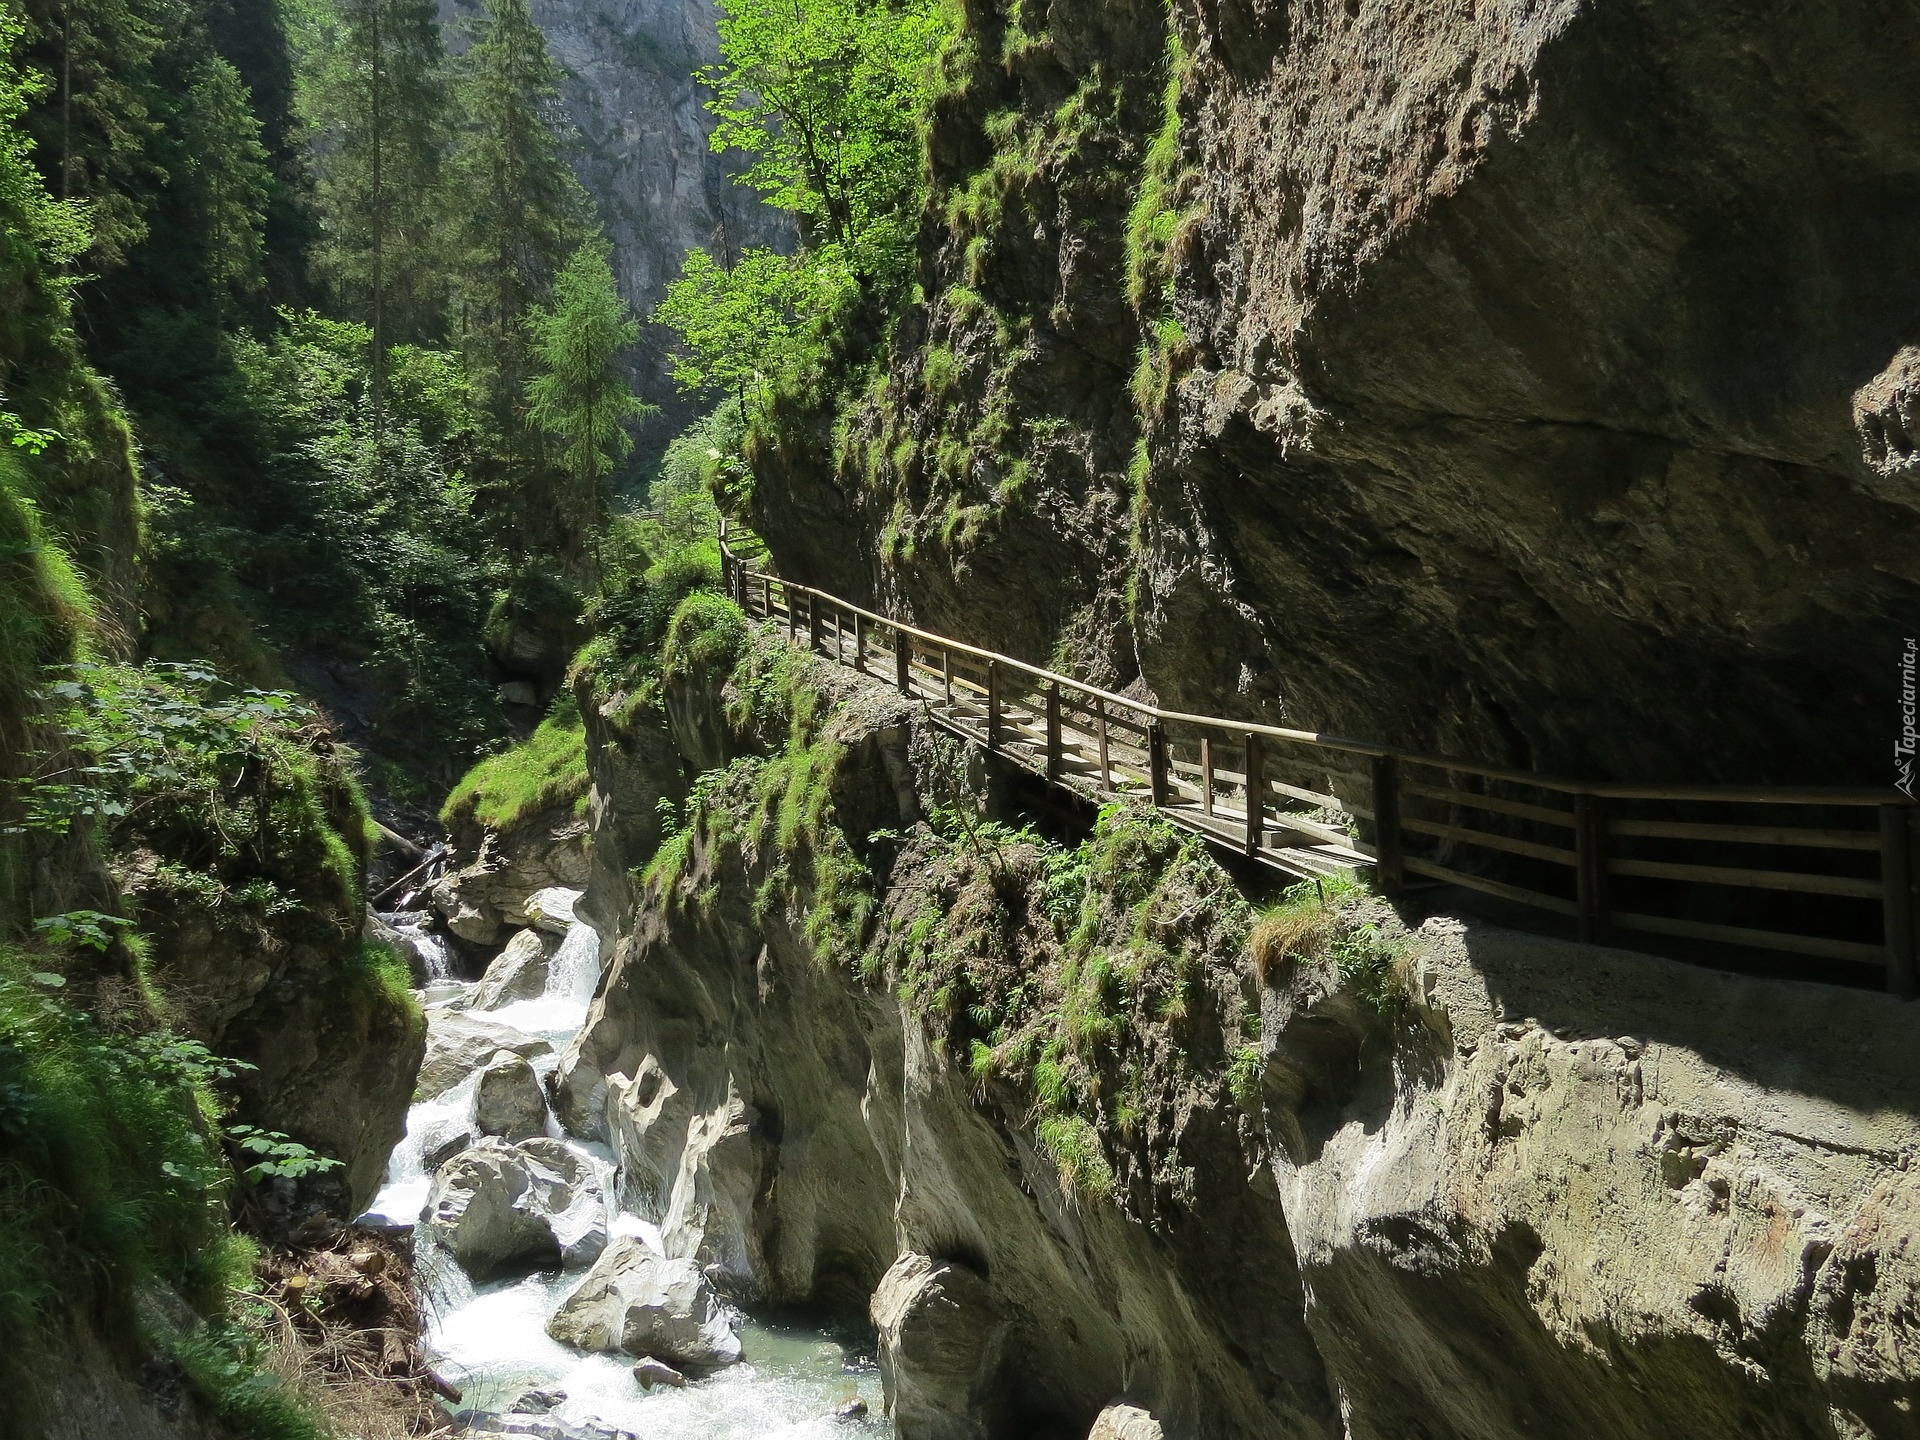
[718,536,1917,995]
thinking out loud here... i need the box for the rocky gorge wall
[553,615,1920,1440]
[747,0,1920,786]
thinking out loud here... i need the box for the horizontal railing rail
[719,530,1917,995]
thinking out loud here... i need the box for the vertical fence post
[1576,792,1610,945]
[833,606,844,665]
[1148,722,1169,806]
[1883,804,1916,998]
[760,573,771,620]
[807,594,822,654]
[1245,732,1264,856]
[1045,681,1062,782]
[785,583,797,643]
[854,615,867,672]
[986,661,1001,753]
[941,648,953,707]
[1200,735,1214,817]
[1096,700,1110,792]
[1370,755,1403,895]
[895,627,911,695]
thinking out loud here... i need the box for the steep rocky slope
[748,0,1920,786]
[557,612,1920,1440]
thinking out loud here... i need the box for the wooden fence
[718,537,1917,995]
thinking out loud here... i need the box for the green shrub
[660,592,749,681]
[0,951,231,1399]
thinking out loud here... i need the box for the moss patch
[440,693,590,836]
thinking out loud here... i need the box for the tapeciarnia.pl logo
[1901,638,1918,799]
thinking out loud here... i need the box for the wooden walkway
[719,535,1918,995]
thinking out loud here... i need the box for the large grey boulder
[546,1236,741,1369]
[422,1139,559,1279]
[421,1137,606,1279]
[872,1252,1005,1440]
[474,1049,548,1142]
[472,929,553,1010]
[418,1012,553,1099]
[518,1138,608,1269]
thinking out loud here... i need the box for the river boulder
[421,1138,606,1279]
[872,1252,1005,1440]
[518,1138,608,1269]
[473,1049,548,1142]
[546,1236,741,1369]
[418,1012,554,1099]
[422,1139,559,1278]
[472,929,553,1010]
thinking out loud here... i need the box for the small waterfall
[380,908,456,980]
[360,892,890,1437]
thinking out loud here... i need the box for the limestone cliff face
[564,633,1920,1440]
[515,0,790,435]
[749,0,1920,786]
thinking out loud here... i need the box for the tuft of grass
[660,592,750,682]
[440,693,589,835]
[1035,1112,1117,1201]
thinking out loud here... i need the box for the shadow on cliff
[1442,910,1920,1121]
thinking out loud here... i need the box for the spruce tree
[525,238,650,568]
[296,0,448,467]
[447,0,586,532]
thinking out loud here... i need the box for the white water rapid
[361,904,891,1439]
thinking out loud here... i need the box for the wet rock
[418,1012,554,1099]
[872,1252,1005,1440]
[836,1399,869,1420]
[433,828,590,946]
[420,1139,561,1279]
[425,1128,476,1171]
[547,1236,741,1369]
[473,1049,548,1142]
[1087,1403,1163,1440]
[517,1138,608,1269]
[631,1357,685,1389]
[525,886,582,935]
[420,1136,604,1278]
[508,1387,567,1415]
[472,929,554,1010]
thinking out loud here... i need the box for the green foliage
[138,309,500,775]
[890,801,1256,1208]
[660,592,749,680]
[13,661,371,934]
[440,691,588,834]
[657,0,957,410]
[226,1123,342,1182]
[0,948,234,1402]
[0,6,88,287]
[295,0,450,344]
[1124,23,1194,311]
[31,909,133,951]
[175,1321,329,1440]
[526,239,653,558]
[704,0,955,273]
[656,246,852,406]
[173,55,272,313]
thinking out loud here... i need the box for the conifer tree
[449,0,585,474]
[525,238,650,570]
[296,0,448,465]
